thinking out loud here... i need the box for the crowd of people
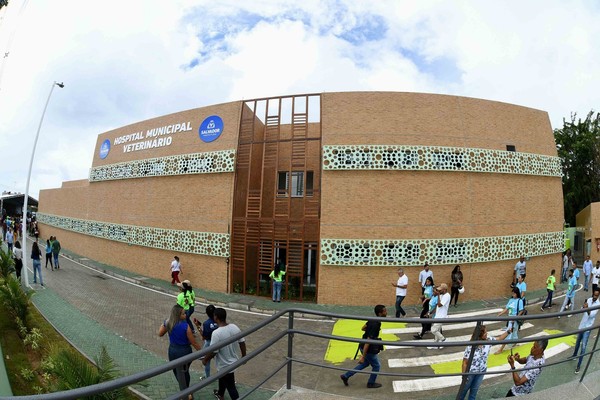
[4,225,597,399]
[159,269,247,400]
[337,254,600,398]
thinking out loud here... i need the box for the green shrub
[49,345,127,399]
[0,249,15,279]
[0,274,32,326]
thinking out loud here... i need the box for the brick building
[37,92,565,306]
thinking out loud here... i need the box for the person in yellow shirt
[540,269,556,311]
[177,280,196,333]
[269,263,286,302]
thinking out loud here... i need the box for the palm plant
[0,248,15,279]
[0,274,32,326]
[50,345,126,399]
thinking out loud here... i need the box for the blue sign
[199,115,224,143]
[99,139,110,159]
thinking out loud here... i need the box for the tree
[554,111,600,226]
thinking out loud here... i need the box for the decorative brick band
[37,213,230,257]
[320,231,564,266]
[89,150,236,182]
[322,145,562,176]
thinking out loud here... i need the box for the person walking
[170,256,182,285]
[558,269,576,319]
[202,308,247,400]
[414,277,434,340]
[176,280,195,333]
[572,289,600,373]
[506,339,548,396]
[458,325,513,400]
[429,283,451,349]
[31,241,43,286]
[418,263,433,295]
[573,262,581,283]
[515,274,527,305]
[392,268,408,318]
[341,304,386,389]
[450,265,463,307]
[269,262,286,302]
[194,304,219,379]
[494,287,524,354]
[583,256,593,291]
[540,269,556,311]
[45,238,54,270]
[51,236,61,269]
[512,256,526,286]
[158,304,202,399]
[562,250,572,283]
[5,228,14,253]
[13,240,23,280]
[591,261,600,294]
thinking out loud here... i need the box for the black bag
[355,333,383,358]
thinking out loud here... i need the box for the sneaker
[340,375,349,386]
[575,368,580,374]
[567,314,573,318]
[427,346,437,349]
[557,316,561,319]
[413,334,422,340]
[367,383,382,388]
[213,389,223,400]
[540,307,544,312]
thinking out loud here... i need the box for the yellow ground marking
[324,319,403,364]
[431,330,576,374]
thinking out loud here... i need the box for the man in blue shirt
[558,269,577,318]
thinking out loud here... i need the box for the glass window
[291,171,304,197]
[306,171,314,197]
[277,171,289,197]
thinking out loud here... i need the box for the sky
[0,0,599,200]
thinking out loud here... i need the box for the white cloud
[0,0,599,201]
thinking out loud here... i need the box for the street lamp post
[21,81,64,288]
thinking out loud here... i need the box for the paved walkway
[7,238,600,399]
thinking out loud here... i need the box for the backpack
[517,298,527,328]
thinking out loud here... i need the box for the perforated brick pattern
[322,145,561,176]
[37,213,230,257]
[89,150,236,182]
[320,231,564,266]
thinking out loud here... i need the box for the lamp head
[55,82,65,88]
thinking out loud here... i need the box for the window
[277,171,289,197]
[291,172,304,197]
[306,171,314,197]
[506,145,516,152]
[278,171,314,197]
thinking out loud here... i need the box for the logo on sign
[199,115,223,143]
[99,139,110,159]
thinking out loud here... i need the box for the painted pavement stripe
[388,331,549,368]
[385,323,535,350]
[382,315,506,335]
[392,342,571,393]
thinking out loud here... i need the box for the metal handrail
[2,303,599,399]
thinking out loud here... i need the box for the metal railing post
[287,310,294,389]
[456,321,482,400]
[579,325,600,382]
